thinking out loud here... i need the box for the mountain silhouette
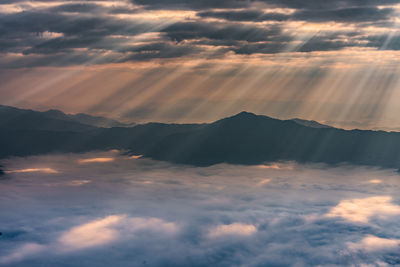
[42,108,135,128]
[291,118,333,129]
[0,105,134,132]
[1,106,400,169]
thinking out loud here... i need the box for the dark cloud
[296,39,357,52]
[0,11,148,40]
[0,0,399,67]
[162,22,282,42]
[0,0,112,2]
[198,7,394,23]
[120,42,205,61]
[264,0,400,9]
[364,35,400,50]
[48,3,104,13]
[22,36,102,55]
[131,0,250,10]
[197,10,290,22]
[233,42,286,54]
[231,31,369,54]
[293,7,395,23]
[0,52,118,68]
[0,9,154,65]
[132,0,400,10]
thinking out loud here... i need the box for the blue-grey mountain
[1,106,400,169]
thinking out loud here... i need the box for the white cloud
[325,196,400,223]
[45,179,92,187]
[0,243,45,264]
[347,235,400,252]
[207,223,257,239]
[127,217,179,234]
[1,214,180,264]
[68,180,92,186]
[59,215,124,250]
[40,31,64,39]
[256,178,271,186]
[58,215,179,251]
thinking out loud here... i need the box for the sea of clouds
[1,150,400,266]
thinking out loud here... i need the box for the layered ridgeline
[0,105,135,131]
[1,105,400,169]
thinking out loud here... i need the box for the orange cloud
[78,157,115,164]
[325,196,400,223]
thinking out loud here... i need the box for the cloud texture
[1,0,400,68]
[1,151,400,266]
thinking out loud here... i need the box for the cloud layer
[1,151,400,266]
[1,0,400,68]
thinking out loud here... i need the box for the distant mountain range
[0,105,135,131]
[291,118,333,129]
[1,105,400,169]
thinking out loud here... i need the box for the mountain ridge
[291,118,333,129]
[1,106,400,169]
[0,105,135,131]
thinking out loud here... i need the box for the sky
[1,0,400,129]
[1,151,400,266]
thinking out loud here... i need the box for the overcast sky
[1,0,400,129]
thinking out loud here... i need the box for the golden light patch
[326,196,400,223]
[257,164,293,170]
[256,178,271,186]
[68,180,92,186]
[6,168,58,174]
[257,164,282,169]
[78,157,115,164]
[207,223,257,238]
[129,155,143,159]
[347,235,400,252]
[368,179,383,184]
[59,215,124,250]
